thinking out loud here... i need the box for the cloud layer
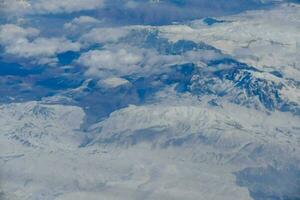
[0,24,80,64]
[0,0,105,16]
[1,0,288,25]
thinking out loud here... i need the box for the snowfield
[0,2,300,200]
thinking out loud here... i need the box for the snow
[0,101,85,150]
[159,3,300,80]
[0,3,300,200]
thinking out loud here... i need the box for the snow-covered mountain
[0,102,84,150]
[0,2,300,200]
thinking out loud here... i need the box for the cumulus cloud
[77,48,144,78]
[0,24,80,65]
[0,0,30,16]
[8,37,80,57]
[0,24,40,43]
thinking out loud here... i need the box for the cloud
[9,37,80,57]
[99,77,131,88]
[0,0,30,16]
[0,0,105,16]
[77,40,222,79]
[80,27,130,45]
[32,0,105,14]
[0,24,40,43]
[64,16,101,31]
[97,0,283,25]
[77,48,144,78]
[77,44,189,79]
[0,24,81,65]
[1,0,289,25]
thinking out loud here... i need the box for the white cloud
[0,24,81,65]
[32,0,105,14]
[77,43,195,79]
[77,38,225,79]
[0,0,30,16]
[99,77,131,88]
[77,48,144,78]
[64,16,101,30]
[95,0,287,25]
[0,0,105,16]
[8,37,80,57]
[0,24,40,44]
[80,27,130,45]
[0,0,291,25]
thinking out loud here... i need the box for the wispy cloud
[0,0,105,16]
[1,0,289,25]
